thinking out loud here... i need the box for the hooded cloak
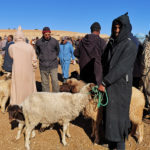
[102,13,137,141]
[9,26,37,105]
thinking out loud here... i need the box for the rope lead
[91,86,108,108]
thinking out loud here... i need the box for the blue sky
[0,0,150,36]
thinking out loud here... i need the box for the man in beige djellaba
[9,26,37,105]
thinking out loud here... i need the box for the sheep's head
[60,83,72,92]
[66,78,86,93]
[82,98,99,120]
[80,83,95,94]
[60,78,85,93]
[7,105,24,122]
[66,78,79,86]
[82,84,102,119]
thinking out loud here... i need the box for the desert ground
[0,62,150,150]
[0,29,109,41]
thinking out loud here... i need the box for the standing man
[99,13,137,150]
[59,36,75,82]
[9,26,37,105]
[35,27,60,92]
[3,35,14,73]
[74,22,106,86]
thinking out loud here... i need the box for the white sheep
[0,77,11,113]
[129,87,145,143]
[0,54,4,74]
[0,54,3,69]
[61,78,145,144]
[8,83,93,150]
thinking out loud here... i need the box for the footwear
[99,139,109,148]
[101,143,109,148]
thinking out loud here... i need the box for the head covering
[14,26,25,42]
[42,27,51,34]
[62,36,68,41]
[111,12,132,43]
[90,22,101,32]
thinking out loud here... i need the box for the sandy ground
[0,63,150,150]
[0,29,109,41]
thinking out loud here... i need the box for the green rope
[90,85,108,108]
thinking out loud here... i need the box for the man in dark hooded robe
[99,13,137,150]
[74,22,106,86]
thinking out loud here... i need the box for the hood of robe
[111,12,132,43]
[14,26,25,42]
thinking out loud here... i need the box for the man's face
[43,32,51,40]
[113,24,121,38]
[63,39,67,44]
[7,36,12,42]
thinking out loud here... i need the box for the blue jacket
[3,41,14,72]
[59,42,75,61]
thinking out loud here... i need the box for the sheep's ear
[89,83,95,88]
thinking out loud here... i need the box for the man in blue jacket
[59,36,75,82]
[3,35,14,72]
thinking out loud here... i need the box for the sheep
[63,78,86,93]
[8,83,94,150]
[60,78,102,143]
[0,76,11,113]
[129,87,145,143]
[60,78,145,144]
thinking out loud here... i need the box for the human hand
[71,60,76,65]
[98,84,105,92]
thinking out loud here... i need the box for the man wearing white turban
[9,26,37,105]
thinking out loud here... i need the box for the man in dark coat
[2,35,14,72]
[99,13,137,150]
[74,22,106,86]
[35,27,60,92]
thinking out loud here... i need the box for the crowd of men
[0,12,150,150]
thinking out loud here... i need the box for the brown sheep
[61,78,145,144]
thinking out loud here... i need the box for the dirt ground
[0,63,150,150]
